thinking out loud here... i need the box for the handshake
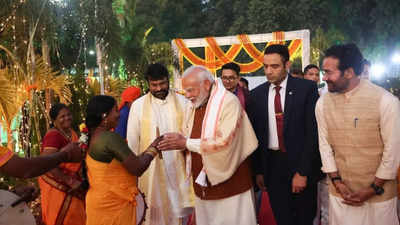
[149,132,188,152]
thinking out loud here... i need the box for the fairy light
[12,3,17,51]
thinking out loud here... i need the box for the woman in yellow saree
[84,95,162,225]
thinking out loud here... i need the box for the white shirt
[315,83,400,180]
[268,75,288,150]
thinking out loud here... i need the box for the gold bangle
[148,146,159,155]
[144,151,157,157]
[145,147,159,157]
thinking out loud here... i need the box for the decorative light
[370,64,385,80]
[392,53,400,64]
[89,50,95,55]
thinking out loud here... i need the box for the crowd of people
[0,43,399,225]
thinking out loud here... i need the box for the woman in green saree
[84,95,162,225]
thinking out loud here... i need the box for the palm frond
[0,69,23,128]
[105,77,127,100]
[33,57,72,103]
[87,76,127,100]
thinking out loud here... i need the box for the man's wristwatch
[370,183,384,195]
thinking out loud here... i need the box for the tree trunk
[42,38,52,130]
[95,37,105,95]
[41,38,50,67]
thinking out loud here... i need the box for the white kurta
[127,91,193,225]
[315,82,400,225]
[195,189,257,225]
[329,194,398,225]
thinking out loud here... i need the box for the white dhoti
[329,194,399,225]
[194,189,257,225]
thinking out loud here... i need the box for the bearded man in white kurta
[316,44,400,225]
[127,63,193,225]
[158,65,259,225]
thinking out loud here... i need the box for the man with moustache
[158,65,259,225]
[316,43,400,225]
[126,63,193,225]
[247,44,322,225]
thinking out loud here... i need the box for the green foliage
[310,27,348,65]
[135,0,205,41]
[68,73,94,129]
[145,42,173,66]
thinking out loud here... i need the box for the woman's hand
[157,133,186,151]
[149,135,164,150]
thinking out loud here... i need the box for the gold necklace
[56,127,72,141]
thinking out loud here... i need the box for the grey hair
[182,65,215,83]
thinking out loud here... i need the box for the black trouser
[264,150,318,225]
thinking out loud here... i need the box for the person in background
[304,64,320,84]
[239,77,249,91]
[304,64,327,96]
[303,63,329,225]
[221,62,248,109]
[360,58,371,80]
[115,86,141,139]
[39,103,87,225]
[290,68,304,78]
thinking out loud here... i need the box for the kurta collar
[343,78,363,99]
[150,90,174,105]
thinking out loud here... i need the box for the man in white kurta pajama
[127,63,193,225]
[158,65,259,225]
[316,44,400,225]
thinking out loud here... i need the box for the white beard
[193,91,208,108]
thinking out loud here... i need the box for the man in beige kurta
[127,63,193,225]
[158,65,259,225]
[316,44,400,225]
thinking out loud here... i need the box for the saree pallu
[85,155,139,225]
[39,130,86,225]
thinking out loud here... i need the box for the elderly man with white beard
[158,65,259,225]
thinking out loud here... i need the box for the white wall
[242,76,267,90]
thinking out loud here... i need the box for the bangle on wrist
[149,146,160,154]
[144,147,159,157]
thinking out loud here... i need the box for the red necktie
[274,86,286,152]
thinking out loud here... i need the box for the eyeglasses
[321,70,340,76]
[221,76,238,82]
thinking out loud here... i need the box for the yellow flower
[79,123,87,132]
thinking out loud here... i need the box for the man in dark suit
[247,44,322,225]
